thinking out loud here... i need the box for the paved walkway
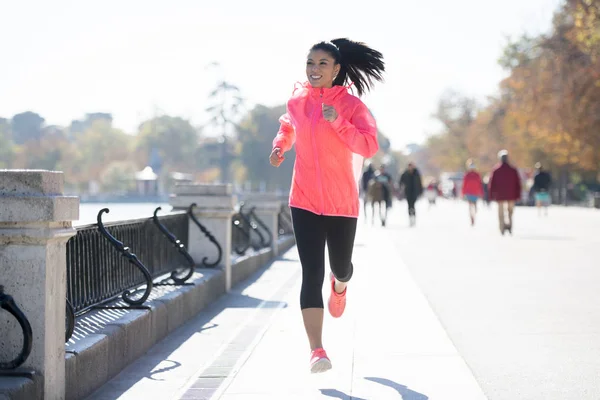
[389,199,600,400]
[85,201,487,400]
[85,199,600,400]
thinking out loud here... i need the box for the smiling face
[306,49,340,89]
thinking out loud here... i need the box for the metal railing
[0,285,33,372]
[231,203,272,256]
[64,200,276,341]
[278,205,294,236]
[65,208,194,321]
[188,203,222,267]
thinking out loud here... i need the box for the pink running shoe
[328,272,347,318]
[310,348,332,373]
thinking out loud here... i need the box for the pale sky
[0,0,562,150]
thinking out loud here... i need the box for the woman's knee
[331,261,353,283]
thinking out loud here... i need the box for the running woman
[269,38,384,373]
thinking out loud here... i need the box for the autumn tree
[423,0,600,188]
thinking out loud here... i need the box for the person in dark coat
[532,162,552,216]
[361,163,375,216]
[399,162,423,226]
[377,164,394,209]
[488,150,522,235]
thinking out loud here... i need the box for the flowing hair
[310,38,385,97]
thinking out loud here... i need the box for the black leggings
[290,207,357,309]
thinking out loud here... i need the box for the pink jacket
[272,82,379,217]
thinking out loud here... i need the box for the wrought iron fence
[278,205,294,236]
[65,208,193,319]
[188,203,222,268]
[231,203,272,256]
[0,285,33,372]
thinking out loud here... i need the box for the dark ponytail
[310,38,385,97]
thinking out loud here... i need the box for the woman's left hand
[322,103,338,122]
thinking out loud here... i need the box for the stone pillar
[170,184,236,292]
[244,193,282,256]
[0,170,79,400]
[277,192,290,212]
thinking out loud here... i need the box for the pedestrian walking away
[532,162,552,216]
[461,159,484,226]
[488,150,522,235]
[399,162,423,226]
[376,164,394,210]
[268,38,385,374]
[360,162,375,216]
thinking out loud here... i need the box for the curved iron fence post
[239,204,266,250]
[0,285,33,370]
[237,204,255,252]
[65,298,75,342]
[188,203,222,268]
[153,207,195,283]
[278,205,293,235]
[249,207,273,247]
[232,212,251,255]
[97,208,153,305]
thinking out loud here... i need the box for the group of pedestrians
[360,149,553,235]
[460,150,552,234]
[360,162,423,226]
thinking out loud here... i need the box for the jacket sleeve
[272,113,296,153]
[329,101,379,158]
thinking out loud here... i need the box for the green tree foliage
[135,116,200,173]
[11,111,45,144]
[236,104,296,190]
[69,113,113,136]
[0,118,15,168]
[100,160,138,193]
[68,120,132,186]
[422,0,600,182]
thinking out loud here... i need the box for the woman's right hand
[269,147,284,167]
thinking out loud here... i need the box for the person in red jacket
[488,150,522,235]
[461,159,484,226]
[269,38,384,374]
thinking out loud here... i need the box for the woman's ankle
[334,280,347,294]
[310,343,324,351]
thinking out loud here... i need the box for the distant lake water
[75,202,172,227]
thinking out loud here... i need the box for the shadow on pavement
[84,254,293,399]
[320,378,428,399]
[320,388,367,400]
[148,360,182,381]
[365,377,429,399]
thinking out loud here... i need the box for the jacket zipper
[310,88,326,215]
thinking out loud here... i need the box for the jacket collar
[299,81,349,101]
